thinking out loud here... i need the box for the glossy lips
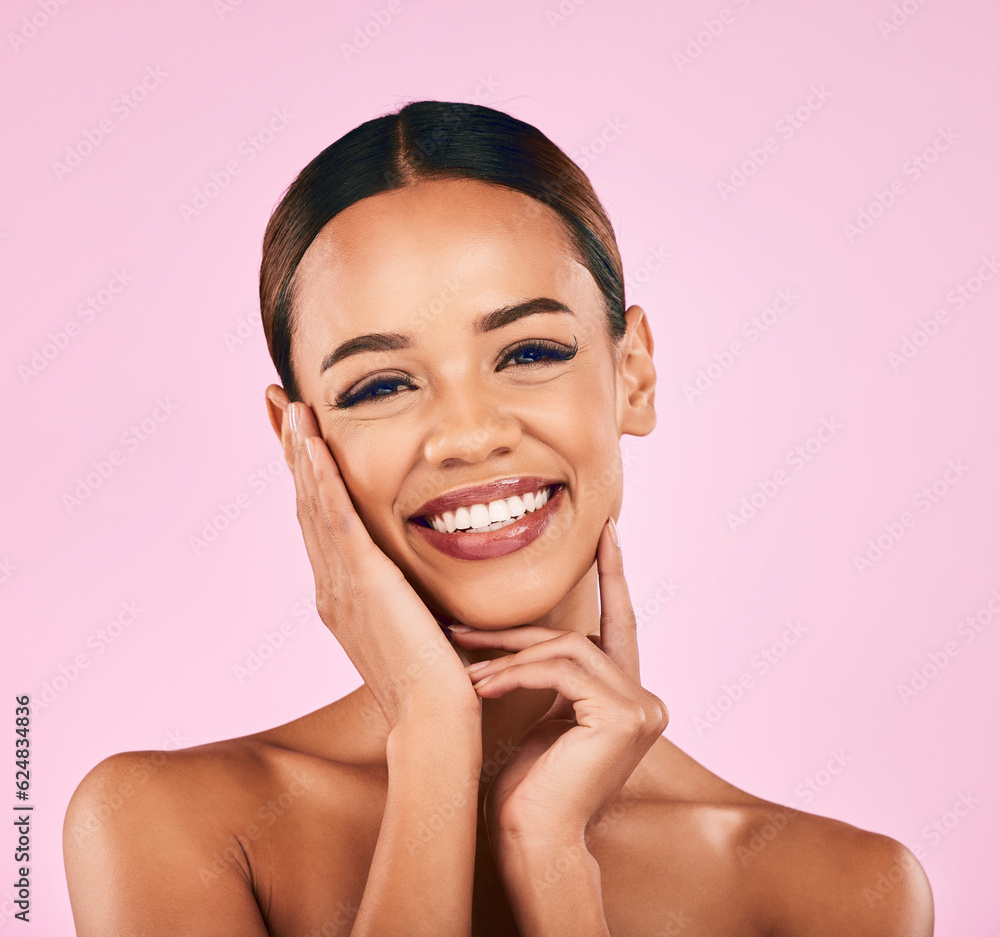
[409,483,566,560]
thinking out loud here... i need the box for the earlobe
[265,384,294,469]
[617,305,657,438]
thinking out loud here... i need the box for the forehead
[290,178,599,364]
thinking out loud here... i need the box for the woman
[64,100,933,936]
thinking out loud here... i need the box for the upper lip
[409,476,563,519]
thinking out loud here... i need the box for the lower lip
[408,485,566,560]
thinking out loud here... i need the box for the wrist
[494,834,609,937]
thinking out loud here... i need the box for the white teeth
[422,485,557,533]
[469,504,491,528]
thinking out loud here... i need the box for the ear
[265,384,295,471]
[616,305,657,438]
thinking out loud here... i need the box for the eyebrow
[319,296,575,375]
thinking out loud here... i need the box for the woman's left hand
[447,517,669,848]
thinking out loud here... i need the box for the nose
[422,385,523,467]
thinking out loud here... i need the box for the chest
[247,788,756,936]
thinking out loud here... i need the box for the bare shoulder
[732,802,934,937]
[615,740,933,936]
[63,735,376,936]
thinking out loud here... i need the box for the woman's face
[277,177,655,629]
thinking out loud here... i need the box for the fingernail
[608,516,620,548]
[447,623,474,633]
[288,403,300,434]
[305,437,316,462]
[473,674,495,688]
[466,660,490,673]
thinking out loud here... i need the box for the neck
[346,558,601,789]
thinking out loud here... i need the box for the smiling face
[273,177,655,630]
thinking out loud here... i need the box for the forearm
[351,713,482,937]
[496,833,611,937]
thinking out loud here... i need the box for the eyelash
[331,337,579,410]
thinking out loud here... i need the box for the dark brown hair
[259,100,626,401]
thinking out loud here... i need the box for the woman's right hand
[284,400,481,730]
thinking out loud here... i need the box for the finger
[466,629,628,691]
[471,660,642,734]
[597,517,641,683]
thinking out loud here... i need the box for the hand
[283,399,481,729]
[448,518,668,844]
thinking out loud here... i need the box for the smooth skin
[64,179,933,936]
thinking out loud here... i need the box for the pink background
[2,0,998,932]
